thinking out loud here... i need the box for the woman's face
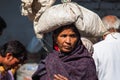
[56,28,78,53]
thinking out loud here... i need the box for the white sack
[75,5,106,36]
[35,2,107,37]
[21,0,56,25]
[34,2,82,34]
[81,37,93,54]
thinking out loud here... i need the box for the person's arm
[54,74,68,80]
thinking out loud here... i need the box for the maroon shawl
[32,39,98,80]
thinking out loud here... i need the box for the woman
[32,23,98,80]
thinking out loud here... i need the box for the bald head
[102,15,120,31]
[102,15,120,39]
[103,15,117,23]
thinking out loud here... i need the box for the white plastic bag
[17,63,38,80]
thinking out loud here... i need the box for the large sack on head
[35,2,107,37]
[34,2,82,34]
[75,5,106,37]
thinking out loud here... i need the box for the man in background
[93,15,120,80]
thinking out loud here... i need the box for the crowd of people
[0,1,120,80]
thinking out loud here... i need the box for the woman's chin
[61,49,72,53]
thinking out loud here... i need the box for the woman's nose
[66,37,71,43]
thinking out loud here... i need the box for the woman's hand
[54,74,68,80]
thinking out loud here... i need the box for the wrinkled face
[56,28,78,53]
[3,54,20,70]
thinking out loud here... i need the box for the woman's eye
[61,35,67,37]
[70,34,77,38]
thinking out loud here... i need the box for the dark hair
[53,23,80,39]
[0,16,7,32]
[0,40,27,63]
[53,23,80,49]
